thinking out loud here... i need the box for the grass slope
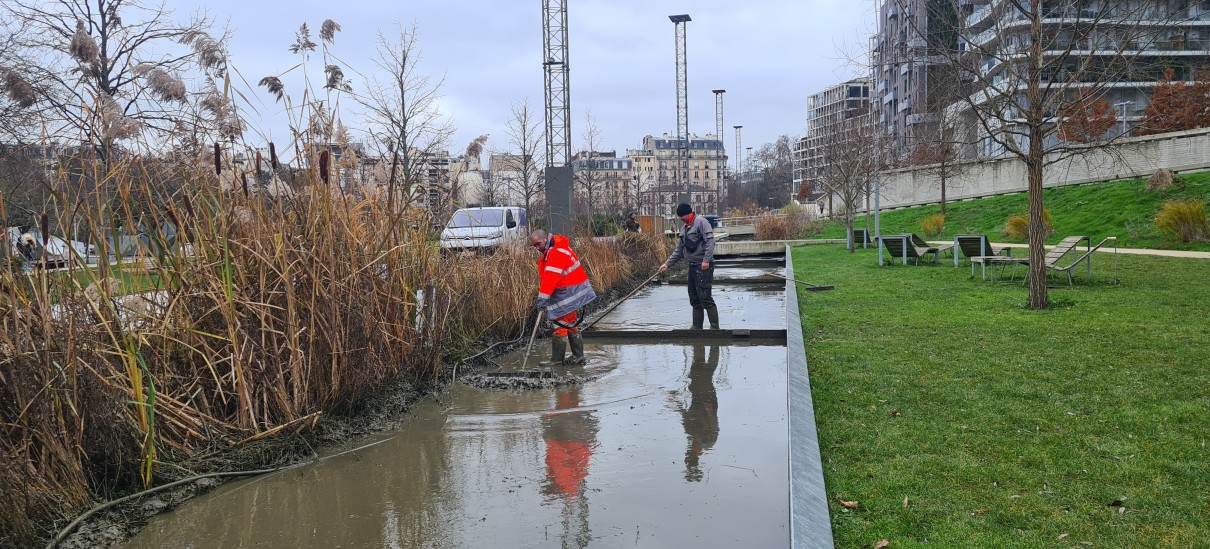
[792,245,1209,547]
[820,171,1210,250]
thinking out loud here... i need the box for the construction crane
[542,0,574,234]
[542,0,571,167]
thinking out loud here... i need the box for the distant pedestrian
[657,203,719,329]
[624,212,640,233]
[530,229,597,364]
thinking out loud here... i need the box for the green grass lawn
[816,171,1210,251]
[792,244,1209,547]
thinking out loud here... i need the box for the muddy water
[124,282,790,548]
[588,283,785,332]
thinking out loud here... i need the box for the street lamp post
[1114,100,1133,137]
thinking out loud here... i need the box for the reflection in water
[541,386,599,548]
[681,345,720,482]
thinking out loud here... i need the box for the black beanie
[676,203,692,216]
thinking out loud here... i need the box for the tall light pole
[713,89,726,211]
[670,14,691,205]
[870,32,883,265]
[1114,100,1133,137]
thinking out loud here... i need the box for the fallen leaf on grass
[971,509,988,515]
[902,496,909,508]
[838,497,859,509]
[875,540,890,548]
[1057,533,1069,540]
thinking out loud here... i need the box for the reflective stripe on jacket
[538,234,597,320]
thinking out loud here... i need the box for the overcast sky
[177,0,876,161]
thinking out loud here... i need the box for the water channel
[123,260,798,548]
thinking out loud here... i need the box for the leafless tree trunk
[893,0,1176,308]
[356,23,453,217]
[819,121,876,253]
[502,99,544,213]
[575,111,603,224]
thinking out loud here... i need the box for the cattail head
[269,143,278,169]
[319,150,330,185]
[241,172,249,196]
[70,21,100,64]
[255,150,264,179]
[213,143,221,175]
[40,213,48,245]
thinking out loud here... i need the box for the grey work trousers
[687,262,716,311]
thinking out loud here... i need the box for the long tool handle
[769,272,834,291]
[520,308,544,371]
[581,269,662,331]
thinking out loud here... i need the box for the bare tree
[574,111,604,219]
[819,122,876,253]
[904,66,971,216]
[750,135,796,208]
[355,23,454,215]
[501,99,544,212]
[3,0,228,160]
[895,0,1179,308]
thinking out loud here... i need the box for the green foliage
[792,245,1210,547]
[1154,199,1209,243]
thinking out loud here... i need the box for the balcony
[965,4,992,27]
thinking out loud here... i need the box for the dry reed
[0,154,667,545]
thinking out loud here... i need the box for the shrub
[1154,199,1210,243]
[1003,209,1054,239]
[781,203,825,239]
[754,213,791,240]
[1146,168,1183,192]
[920,213,946,237]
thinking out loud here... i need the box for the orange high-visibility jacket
[537,234,597,320]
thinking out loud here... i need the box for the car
[438,207,527,251]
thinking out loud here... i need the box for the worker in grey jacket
[657,203,719,329]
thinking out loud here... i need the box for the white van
[439,207,527,251]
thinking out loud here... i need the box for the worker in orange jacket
[530,229,597,364]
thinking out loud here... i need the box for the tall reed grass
[0,153,667,545]
[1154,199,1209,243]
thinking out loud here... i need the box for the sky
[173,0,876,162]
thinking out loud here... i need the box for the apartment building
[872,0,952,162]
[627,133,727,216]
[794,78,872,202]
[571,150,634,214]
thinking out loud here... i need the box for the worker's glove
[534,297,549,310]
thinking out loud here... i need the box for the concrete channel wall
[784,245,834,548]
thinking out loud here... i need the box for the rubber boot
[706,305,720,330]
[543,336,567,366]
[691,308,704,330]
[567,332,585,365]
